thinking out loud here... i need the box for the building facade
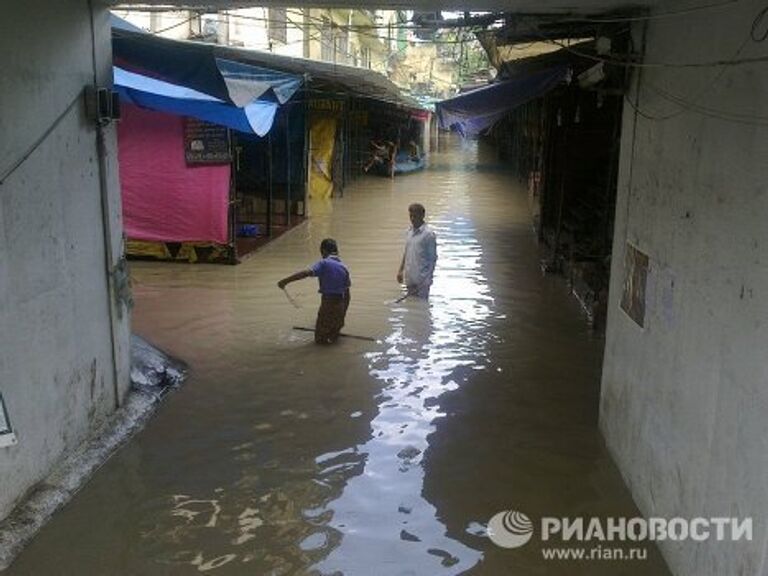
[113,7,396,72]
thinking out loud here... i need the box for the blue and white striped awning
[114,66,288,136]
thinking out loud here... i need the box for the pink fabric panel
[118,105,230,244]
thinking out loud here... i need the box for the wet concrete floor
[6,137,670,575]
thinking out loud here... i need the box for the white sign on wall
[0,393,17,448]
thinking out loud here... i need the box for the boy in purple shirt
[278,238,351,344]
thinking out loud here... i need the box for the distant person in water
[407,140,421,161]
[363,139,396,178]
[397,203,437,299]
[278,238,351,344]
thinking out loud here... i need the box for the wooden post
[286,107,292,227]
[267,131,273,238]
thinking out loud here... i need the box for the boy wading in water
[278,239,351,344]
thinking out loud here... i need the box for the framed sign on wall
[620,242,649,328]
[184,119,232,165]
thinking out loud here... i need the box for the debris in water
[400,530,421,542]
[130,334,187,398]
[397,446,421,460]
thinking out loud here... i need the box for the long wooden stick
[391,292,410,304]
[292,326,376,342]
[386,290,409,305]
[281,287,302,309]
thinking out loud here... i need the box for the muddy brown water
[6,137,670,575]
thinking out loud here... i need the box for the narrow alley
[4,137,669,575]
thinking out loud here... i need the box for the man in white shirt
[397,203,438,299]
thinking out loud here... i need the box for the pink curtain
[118,105,231,244]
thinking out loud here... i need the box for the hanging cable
[616,4,768,122]
[151,14,196,35]
[750,5,768,41]
[623,32,751,122]
[544,35,768,68]
[560,0,742,23]
[644,80,768,124]
[0,91,82,186]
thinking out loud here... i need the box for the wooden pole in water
[267,131,273,238]
[391,292,409,304]
[286,106,292,228]
[292,326,375,342]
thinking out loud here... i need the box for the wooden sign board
[308,99,344,113]
[184,119,231,164]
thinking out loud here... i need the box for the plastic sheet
[130,334,187,394]
[437,67,568,136]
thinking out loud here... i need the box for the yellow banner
[309,114,337,200]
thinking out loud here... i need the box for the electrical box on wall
[0,393,17,448]
[84,86,121,124]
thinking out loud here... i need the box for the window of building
[336,28,349,64]
[268,8,287,44]
[321,19,333,61]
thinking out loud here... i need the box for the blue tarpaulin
[114,67,279,136]
[112,27,303,108]
[436,67,568,136]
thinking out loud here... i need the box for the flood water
[7,137,670,575]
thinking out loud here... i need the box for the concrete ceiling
[110,0,668,15]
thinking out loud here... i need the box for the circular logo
[487,510,534,549]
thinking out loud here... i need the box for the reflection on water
[5,136,670,576]
[315,209,497,574]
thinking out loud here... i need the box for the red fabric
[118,105,230,244]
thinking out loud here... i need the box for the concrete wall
[0,0,130,520]
[600,1,768,574]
